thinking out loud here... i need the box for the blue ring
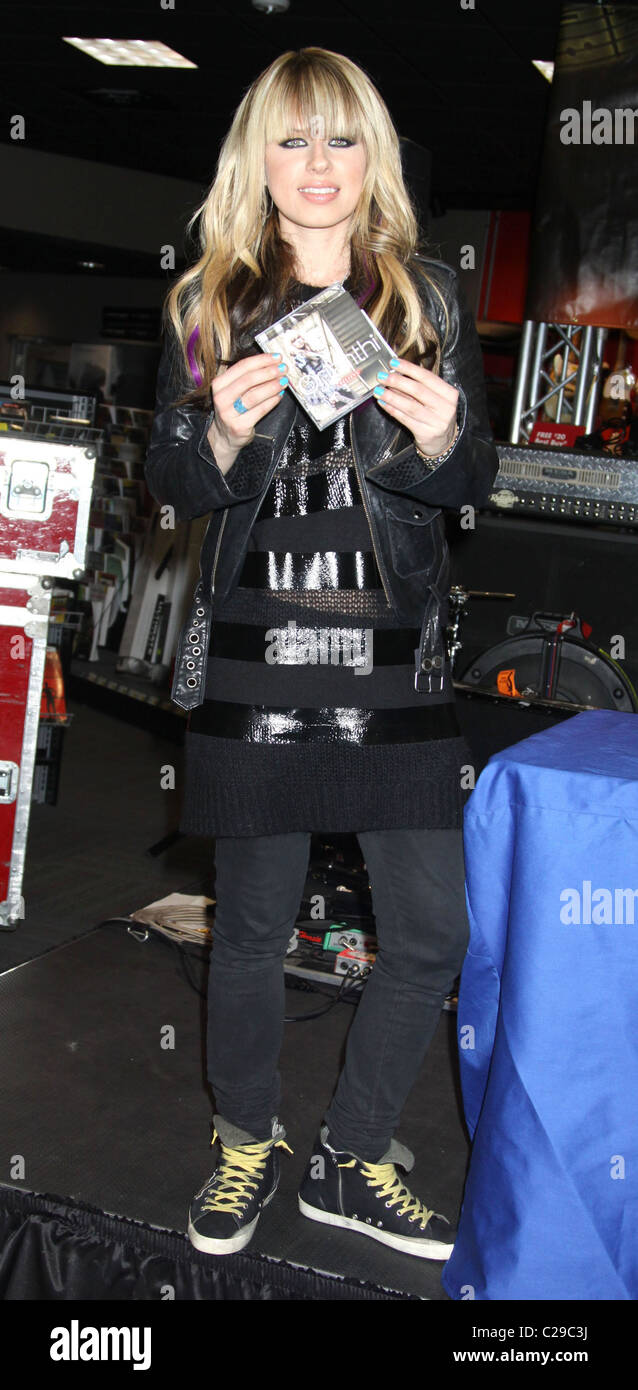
[233,396,248,415]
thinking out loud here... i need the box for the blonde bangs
[262,59,368,148]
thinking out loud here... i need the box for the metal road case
[0,427,97,926]
[0,573,52,924]
[0,434,97,579]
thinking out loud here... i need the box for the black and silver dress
[181,280,471,838]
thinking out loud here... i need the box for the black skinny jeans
[207,827,469,1163]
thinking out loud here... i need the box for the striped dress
[181,280,471,838]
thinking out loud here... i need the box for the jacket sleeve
[144,329,274,522]
[364,264,499,511]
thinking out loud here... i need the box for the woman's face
[264,113,367,238]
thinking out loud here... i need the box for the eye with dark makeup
[278,137,356,148]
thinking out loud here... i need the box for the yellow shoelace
[338,1158,435,1229]
[200,1129,293,1215]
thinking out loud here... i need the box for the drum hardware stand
[448,587,638,714]
[452,682,598,716]
[447,586,515,674]
[510,321,607,444]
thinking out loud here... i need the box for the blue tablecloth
[442,710,638,1301]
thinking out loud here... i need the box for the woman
[145,47,498,1263]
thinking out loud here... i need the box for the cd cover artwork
[255,283,395,430]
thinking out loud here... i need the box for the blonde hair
[164,47,449,403]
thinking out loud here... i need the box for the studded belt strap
[170,579,212,710]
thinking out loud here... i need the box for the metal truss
[510,321,607,443]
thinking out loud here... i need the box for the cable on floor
[95,916,367,1019]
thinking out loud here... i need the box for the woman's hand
[373,357,459,458]
[210,352,287,451]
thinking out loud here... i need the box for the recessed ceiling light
[63,38,197,68]
[78,260,105,270]
[532,60,554,83]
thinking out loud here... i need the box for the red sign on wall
[529,423,583,448]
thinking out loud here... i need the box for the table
[442,709,638,1301]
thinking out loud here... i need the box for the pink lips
[298,187,340,202]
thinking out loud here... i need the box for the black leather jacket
[144,258,499,709]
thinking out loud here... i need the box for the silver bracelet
[414,424,459,468]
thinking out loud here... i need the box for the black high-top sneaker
[188,1115,293,1255]
[298,1125,456,1260]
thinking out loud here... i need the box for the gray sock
[214,1114,284,1147]
[321,1124,414,1171]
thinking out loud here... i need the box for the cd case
[255,283,395,430]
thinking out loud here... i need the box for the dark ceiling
[1,0,565,276]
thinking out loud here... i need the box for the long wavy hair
[164,47,449,405]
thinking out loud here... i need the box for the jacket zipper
[210,509,228,595]
[208,424,284,599]
[349,414,396,608]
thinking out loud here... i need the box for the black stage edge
[0,923,468,1302]
[0,1186,417,1300]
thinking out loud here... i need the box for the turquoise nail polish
[373,384,385,397]
[389,356,400,368]
[280,376,289,387]
[279,388,285,396]
[278,362,287,373]
[377,369,388,381]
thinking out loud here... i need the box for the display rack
[74,403,154,662]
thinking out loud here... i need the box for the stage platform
[0,681,570,1301]
[0,921,469,1301]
